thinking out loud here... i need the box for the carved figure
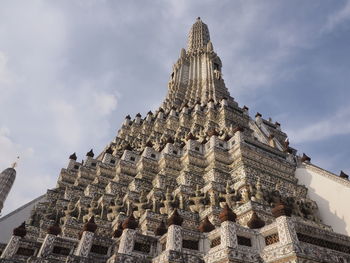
[237,186,251,205]
[61,201,78,224]
[220,182,238,209]
[252,179,264,203]
[189,185,205,213]
[133,191,149,218]
[207,190,219,208]
[160,188,175,215]
[107,197,124,221]
[83,200,99,223]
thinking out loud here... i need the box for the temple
[0,18,349,263]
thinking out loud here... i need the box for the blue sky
[1,0,349,215]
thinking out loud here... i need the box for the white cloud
[93,92,118,115]
[324,0,350,32]
[49,89,118,148]
[287,106,350,143]
[50,100,82,147]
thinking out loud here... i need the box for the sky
[1,0,350,216]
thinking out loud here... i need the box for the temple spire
[0,162,17,214]
[187,17,211,51]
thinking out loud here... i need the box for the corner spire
[187,17,210,51]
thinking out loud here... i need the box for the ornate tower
[0,18,349,263]
[0,162,17,214]
[162,17,231,111]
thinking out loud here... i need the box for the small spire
[83,216,98,233]
[155,220,167,236]
[340,170,349,180]
[13,222,27,237]
[122,214,138,230]
[69,152,77,160]
[105,146,113,155]
[167,209,183,227]
[124,144,133,151]
[166,137,175,144]
[301,153,311,163]
[112,222,123,238]
[219,205,237,223]
[11,156,19,169]
[48,220,61,236]
[145,140,154,148]
[198,216,215,233]
[86,149,94,158]
[186,132,197,141]
[271,202,292,218]
[247,212,265,229]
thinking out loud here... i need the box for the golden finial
[11,156,19,169]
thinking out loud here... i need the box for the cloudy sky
[1,0,350,215]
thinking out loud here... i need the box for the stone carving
[160,188,175,215]
[60,201,78,224]
[82,200,99,223]
[220,182,237,208]
[189,185,205,213]
[107,196,125,221]
[133,191,150,218]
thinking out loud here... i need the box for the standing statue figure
[83,200,99,223]
[207,190,219,208]
[98,198,109,220]
[176,191,187,210]
[220,182,238,209]
[61,201,78,224]
[133,191,149,218]
[251,179,265,203]
[107,197,124,221]
[151,194,162,213]
[189,185,205,213]
[160,188,175,215]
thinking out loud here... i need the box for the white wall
[295,164,350,236]
[0,195,45,243]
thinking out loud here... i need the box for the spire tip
[11,156,19,169]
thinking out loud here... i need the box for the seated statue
[236,186,251,206]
